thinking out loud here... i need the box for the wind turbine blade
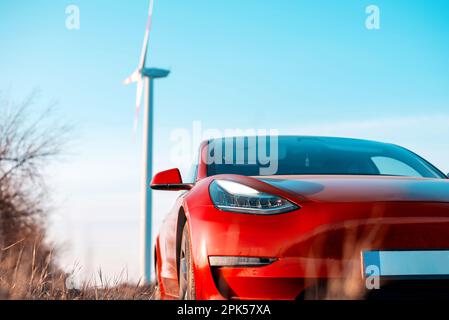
[124,70,142,85]
[136,79,144,109]
[138,0,155,70]
[134,80,144,130]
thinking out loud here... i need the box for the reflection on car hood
[257,175,449,203]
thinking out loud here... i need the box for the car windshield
[206,136,445,179]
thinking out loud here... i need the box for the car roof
[206,135,390,146]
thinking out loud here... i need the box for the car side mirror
[151,168,193,191]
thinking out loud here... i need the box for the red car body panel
[154,141,449,300]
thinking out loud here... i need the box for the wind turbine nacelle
[142,68,170,79]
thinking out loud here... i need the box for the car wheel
[179,223,196,300]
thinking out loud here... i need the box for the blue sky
[1,0,449,281]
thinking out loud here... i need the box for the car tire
[179,223,196,300]
[152,262,161,300]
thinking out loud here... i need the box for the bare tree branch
[0,90,70,258]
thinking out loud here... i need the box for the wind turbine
[124,0,170,284]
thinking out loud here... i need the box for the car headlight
[209,180,298,215]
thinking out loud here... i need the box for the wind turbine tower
[124,0,169,283]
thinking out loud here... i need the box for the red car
[151,136,449,300]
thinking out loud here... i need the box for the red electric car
[151,136,449,300]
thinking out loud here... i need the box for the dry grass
[0,238,156,300]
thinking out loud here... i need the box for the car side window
[371,156,421,177]
[184,148,200,183]
[185,164,198,184]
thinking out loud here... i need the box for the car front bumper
[187,201,449,300]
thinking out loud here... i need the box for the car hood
[256,175,449,203]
